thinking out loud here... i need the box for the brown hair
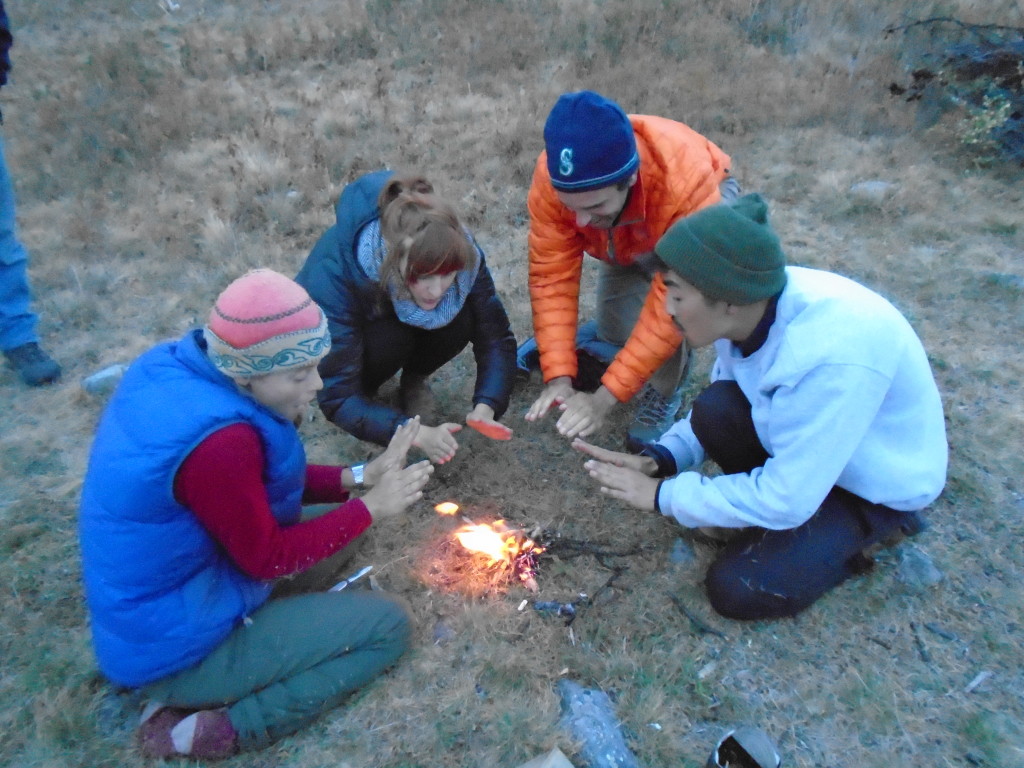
[377,174,477,292]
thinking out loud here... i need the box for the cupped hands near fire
[78,269,432,760]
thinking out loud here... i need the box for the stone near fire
[896,544,943,592]
[557,679,640,768]
[848,180,895,204]
[669,537,697,567]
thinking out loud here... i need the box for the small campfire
[419,503,545,596]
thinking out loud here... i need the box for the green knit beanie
[655,193,786,305]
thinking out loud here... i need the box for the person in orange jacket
[521,90,736,451]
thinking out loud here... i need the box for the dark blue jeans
[690,380,923,620]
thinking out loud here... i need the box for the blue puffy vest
[79,330,307,687]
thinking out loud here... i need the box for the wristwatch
[350,463,366,489]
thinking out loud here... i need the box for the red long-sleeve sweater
[172,422,371,579]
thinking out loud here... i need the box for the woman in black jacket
[296,170,516,463]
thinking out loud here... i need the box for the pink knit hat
[204,269,330,379]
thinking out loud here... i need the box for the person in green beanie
[573,194,948,620]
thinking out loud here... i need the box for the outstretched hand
[361,459,434,518]
[524,377,574,423]
[525,378,617,440]
[572,438,657,475]
[413,423,463,464]
[466,403,513,441]
[365,416,420,488]
[551,389,616,439]
[574,437,661,512]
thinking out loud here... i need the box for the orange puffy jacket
[527,114,731,402]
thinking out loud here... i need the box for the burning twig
[417,516,545,596]
[455,520,544,591]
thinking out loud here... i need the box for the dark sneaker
[625,382,684,453]
[515,336,539,378]
[4,342,61,386]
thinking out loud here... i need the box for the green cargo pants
[142,590,411,750]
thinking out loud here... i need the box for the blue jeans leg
[0,137,38,351]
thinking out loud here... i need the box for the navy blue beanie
[544,91,639,192]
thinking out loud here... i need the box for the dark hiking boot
[4,341,61,386]
[625,345,692,453]
[572,349,609,393]
[625,382,685,453]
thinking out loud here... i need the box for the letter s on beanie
[543,90,639,192]
[655,193,787,305]
[204,269,331,379]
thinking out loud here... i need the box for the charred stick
[923,622,958,641]
[544,539,649,560]
[669,594,727,639]
[910,622,932,663]
[884,17,1024,37]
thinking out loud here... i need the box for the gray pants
[593,253,688,397]
[588,177,741,398]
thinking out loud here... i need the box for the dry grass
[1,0,1023,766]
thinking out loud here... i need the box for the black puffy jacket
[296,170,516,445]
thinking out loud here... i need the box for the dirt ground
[1,1,1023,767]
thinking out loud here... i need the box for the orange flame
[454,519,544,592]
[456,520,518,563]
[434,501,460,516]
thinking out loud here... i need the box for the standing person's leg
[0,148,35,348]
[596,257,688,450]
[0,137,60,385]
[141,590,411,756]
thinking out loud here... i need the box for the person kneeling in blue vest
[573,196,947,620]
[79,269,433,759]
